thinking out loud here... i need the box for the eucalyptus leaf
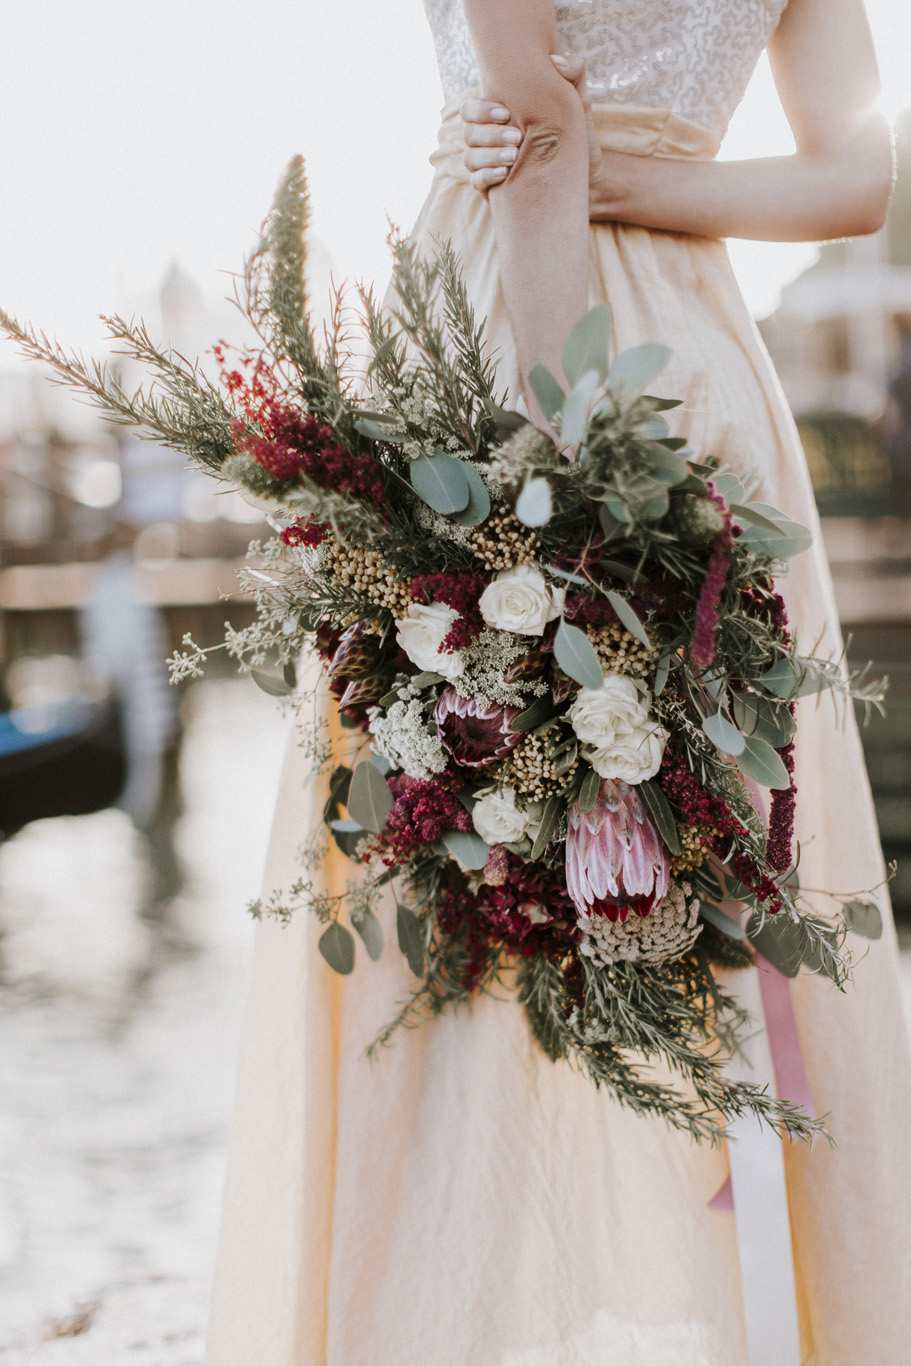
[513,695,558,731]
[531,794,564,859]
[410,450,470,515]
[653,651,672,697]
[599,504,626,538]
[545,563,590,587]
[642,395,684,411]
[562,303,612,384]
[641,488,670,521]
[318,921,356,975]
[354,417,406,443]
[644,442,689,486]
[554,618,604,690]
[608,343,670,398]
[710,471,746,504]
[347,759,394,833]
[282,659,298,690]
[250,668,292,698]
[600,492,631,525]
[638,779,682,856]
[761,656,838,700]
[699,901,747,941]
[560,369,600,448]
[528,364,566,425]
[442,828,490,870]
[515,477,553,528]
[736,735,791,790]
[843,898,883,940]
[352,908,384,961]
[731,691,796,747]
[702,712,747,757]
[396,903,425,976]
[604,590,651,648]
[489,403,529,436]
[578,767,602,814]
[450,462,491,526]
[746,913,802,979]
[728,503,786,537]
[410,671,445,688]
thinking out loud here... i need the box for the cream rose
[478,565,565,636]
[395,603,464,681]
[568,675,667,784]
[472,787,542,846]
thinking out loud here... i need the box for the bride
[206,1,911,1362]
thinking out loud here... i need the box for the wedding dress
[205,3,911,1362]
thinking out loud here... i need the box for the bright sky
[0,0,909,365]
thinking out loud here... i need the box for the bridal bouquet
[1,159,885,1142]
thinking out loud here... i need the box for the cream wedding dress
[205,3,911,1362]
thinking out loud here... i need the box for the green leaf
[352,908,384,961]
[545,563,589,587]
[323,764,353,824]
[410,450,470,515]
[702,712,747,757]
[319,922,356,975]
[396,903,425,976]
[737,504,813,559]
[410,671,445,688]
[354,417,406,443]
[638,779,682,856]
[736,735,791,790]
[642,395,684,411]
[598,504,626,538]
[489,403,528,436]
[761,655,839,700]
[528,364,565,425]
[640,487,670,521]
[442,829,490,869]
[608,343,670,398]
[515,477,552,527]
[560,369,600,448]
[746,913,803,978]
[653,650,672,697]
[604,590,651,648]
[711,471,745,504]
[450,462,491,526]
[513,695,558,731]
[250,667,292,697]
[728,503,786,537]
[553,618,604,690]
[530,794,564,859]
[562,304,612,384]
[699,902,747,941]
[731,692,796,747]
[843,898,883,940]
[347,759,394,833]
[577,767,602,814]
[282,659,298,690]
[644,442,688,486]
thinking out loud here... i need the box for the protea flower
[433,687,522,768]
[327,621,383,682]
[565,779,669,923]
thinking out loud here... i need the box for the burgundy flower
[433,687,522,768]
[565,780,669,923]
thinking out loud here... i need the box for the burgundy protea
[565,779,670,923]
[433,687,522,768]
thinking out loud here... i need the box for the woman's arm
[461,0,591,409]
[463,0,893,244]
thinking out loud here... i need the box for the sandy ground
[0,677,909,1364]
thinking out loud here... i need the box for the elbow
[822,113,894,238]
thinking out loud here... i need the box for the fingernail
[490,167,508,181]
[499,147,517,164]
[491,105,510,121]
[551,54,569,69]
[502,128,521,145]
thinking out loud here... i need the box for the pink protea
[565,779,670,923]
[433,687,522,768]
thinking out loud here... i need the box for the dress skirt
[204,103,911,1365]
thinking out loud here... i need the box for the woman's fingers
[464,144,519,172]
[469,166,510,193]
[463,121,522,149]
[460,97,511,125]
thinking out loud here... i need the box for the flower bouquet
[1,159,886,1143]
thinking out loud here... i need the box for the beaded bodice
[421,0,789,140]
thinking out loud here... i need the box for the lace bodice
[422,0,789,140]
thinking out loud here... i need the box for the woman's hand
[461,54,602,193]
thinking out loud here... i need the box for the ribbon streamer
[719,962,804,1366]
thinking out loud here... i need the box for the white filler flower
[472,787,542,846]
[478,564,565,636]
[568,675,667,784]
[395,602,464,680]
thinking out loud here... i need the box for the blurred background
[1,1,910,1360]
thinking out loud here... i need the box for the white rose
[472,787,541,845]
[478,565,565,636]
[395,603,464,681]
[568,675,667,784]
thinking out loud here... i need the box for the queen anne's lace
[421,0,788,140]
